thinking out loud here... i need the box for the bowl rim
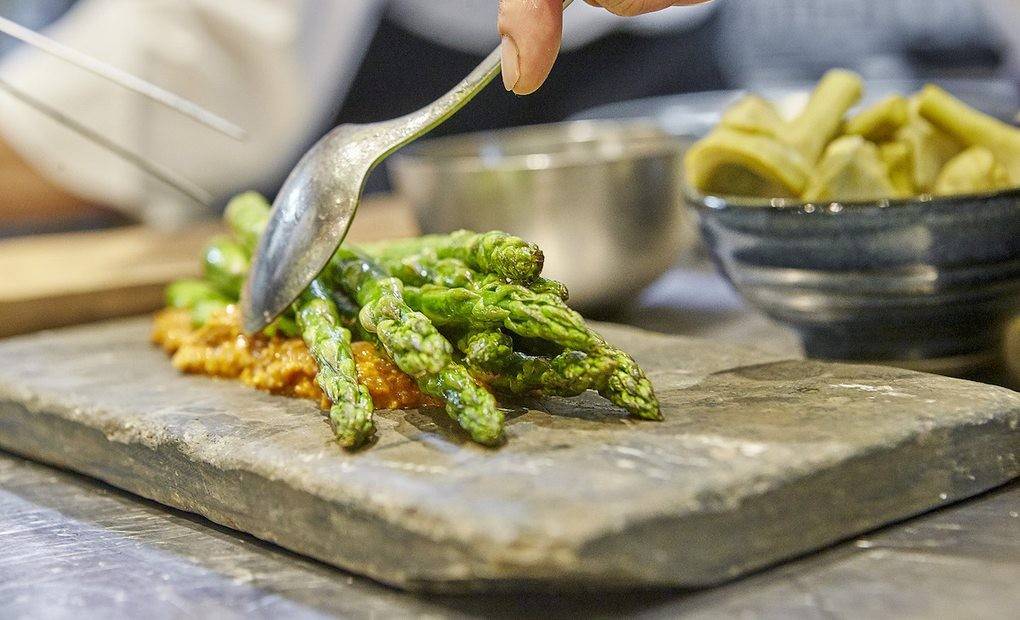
[683,184,1020,214]
[390,119,688,173]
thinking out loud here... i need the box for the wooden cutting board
[0,318,1016,591]
[0,197,418,337]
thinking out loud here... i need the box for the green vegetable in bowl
[683,127,811,198]
[803,136,897,202]
[893,97,962,193]
[845,95,909,142]
[934,146,1011,196]
[918,84,1020,185]
[684,69,1017,202]
[786,69,864,165]
[719,95,787,137]
[879,141,916,198]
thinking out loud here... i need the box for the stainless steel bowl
[388,121,697,311]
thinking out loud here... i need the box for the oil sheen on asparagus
[154,192,661,449]
[684,69,1020,202]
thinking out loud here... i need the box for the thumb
[498,0,564,95]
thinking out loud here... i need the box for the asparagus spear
[297,284,376,448]
[225,191,271,254]
[403,280,598,352]
[166,279,228,309]
[405,276,660,418]
[329,249,504,445]
[374,253,476,289]
[458,330,615,397]
[331,251,452,375]
[917,85,1020,184]
[219,192,305,335]
[599,347,661,421]
[203,236,249,299]
[528,277,569,301]
[366,230,544,283]
[375,251,568,301]
[165,279,230,327]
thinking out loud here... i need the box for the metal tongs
[241,0,575,333]
[0,15,245,205]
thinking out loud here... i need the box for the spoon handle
[391,0,575,146]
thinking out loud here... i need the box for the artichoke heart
[895,96,963,192]
[879,141,916,198]
[684,127,811,198]
[845,95,909,142]
[803,136,897,202]
[919,84,1020,185]
[720,95,787,138]
[934,146,1011,196]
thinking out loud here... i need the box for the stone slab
[0,318,1016,591]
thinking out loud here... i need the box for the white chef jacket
[0,0,716,227]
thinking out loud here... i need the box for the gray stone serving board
[0,318,1017,592]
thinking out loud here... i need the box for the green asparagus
[296,287,375,448]
[458,330,615,397]
[329,249,503,445]
[166,279,228,310]
[203,236,249,298]
[164,191,664,449]
[368,230,544,283]
[402,280,597,352]
[165,279,230,327]
[225,191,272,254]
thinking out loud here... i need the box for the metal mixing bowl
[388,121,696,311]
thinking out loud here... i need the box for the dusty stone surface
[0,318,1016,591]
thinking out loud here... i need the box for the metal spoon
[242,0,574,333]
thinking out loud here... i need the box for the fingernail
[500,35,520,92]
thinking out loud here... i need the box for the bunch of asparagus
[165,193,661,449]
[685,69,1020,202]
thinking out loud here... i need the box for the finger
[588,0,710,17]
[498,0,564,95]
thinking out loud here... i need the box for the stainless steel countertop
[1,265,1017,619]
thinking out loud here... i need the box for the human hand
[498,0,713,95]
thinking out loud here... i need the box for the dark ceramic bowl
[688,188,1020,371]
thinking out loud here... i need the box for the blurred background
[0,0,1018,383]
[2,0,1019,232]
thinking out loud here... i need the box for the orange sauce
[152,306,439,410]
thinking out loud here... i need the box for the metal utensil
[390,120,695,312]
[241,0,574,333]
[0,77,211,205]
[0,15,248,204]
[0,15,246,140]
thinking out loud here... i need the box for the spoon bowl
[242,1,574,333]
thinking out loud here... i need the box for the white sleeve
[980,0,1020,79]
[0,0,383,227]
